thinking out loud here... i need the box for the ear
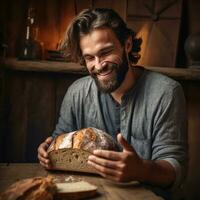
[125,36,133,54]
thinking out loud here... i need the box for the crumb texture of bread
[56,181,97,193]
[55,181,97,200]
[49,148,97,173]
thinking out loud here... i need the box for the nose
[94,56,102,70]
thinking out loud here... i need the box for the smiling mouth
[97,69,114,77]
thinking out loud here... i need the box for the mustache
[91,61,118,75]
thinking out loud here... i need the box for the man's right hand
[37,136,53,169]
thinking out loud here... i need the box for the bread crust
[49,127,119,153]
[73,128,97,149]
[0,177,56,200]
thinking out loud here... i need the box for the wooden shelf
[143,66,200,81]
[2,58,200,80]
[2,58,88,74]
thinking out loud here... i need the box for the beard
[89,51,129,93]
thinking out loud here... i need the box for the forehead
[80,28,122,55]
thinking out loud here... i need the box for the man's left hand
[87,133,144,182]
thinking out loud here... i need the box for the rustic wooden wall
[182,81,200,200]
[2,70,84,162]
[0,68,5,162]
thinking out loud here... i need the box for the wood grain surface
[0,163,164,200]
[3,58,200,80]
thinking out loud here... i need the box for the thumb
[117,133,134,152]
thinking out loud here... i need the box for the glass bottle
[18,7,43,60]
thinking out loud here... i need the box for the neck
[111,66,142,104]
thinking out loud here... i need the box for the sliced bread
[55,181,97,200]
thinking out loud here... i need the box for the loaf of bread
[48,127,120,173]
[0,176,98,200]
[0,176,56,200]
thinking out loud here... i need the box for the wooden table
[0,163,163,200]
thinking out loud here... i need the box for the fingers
[38,154,51,169]
[39,161,52,170]
[88,153,126,182]
[38,153,50,165]
[38,140,52,169]
[88,155,119,169]
[93,149,122,161]
[117,133,134,152]
[38,142,49,158]
[88,159,125,182]
[87,160,122,180]
[45,137,53,145]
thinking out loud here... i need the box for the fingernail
[93,150,98,154]
[87,160,92,165]
[88,155,93,160]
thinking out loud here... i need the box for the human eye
[84,55,94,62]
[100,49,113,57]
[101,49,112,57]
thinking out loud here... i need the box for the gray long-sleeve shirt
[53,69,187,193]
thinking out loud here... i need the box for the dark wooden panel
[4,70,28,162]
[2,70,85,162]
[187,0,200,34]
[182,81,200,200]
[0,0,28,56]
[0,68,5,162]
[127,0,182,18]
[24,72,56,162]
[75,0,127,20]
[75,0,92,13]
[93,0,127,21]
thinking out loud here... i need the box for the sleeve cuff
[162,158,182,190]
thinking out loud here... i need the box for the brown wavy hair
[60,8,142,65]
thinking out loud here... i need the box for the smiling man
[38,8,187,199]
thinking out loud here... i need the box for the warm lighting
[136,23,152,66]
[39,4,76,52]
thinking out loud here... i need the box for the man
[38,8,187,198]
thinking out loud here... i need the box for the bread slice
[55,181,97,200]
[48,148,97,173]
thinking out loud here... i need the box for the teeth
[98,69,113,76]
